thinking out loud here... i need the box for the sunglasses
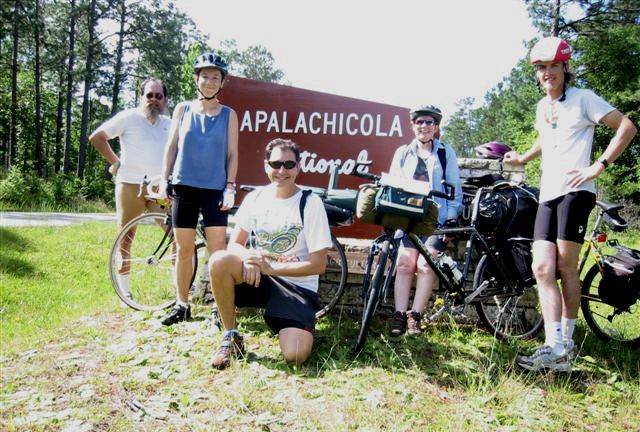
[414,119,436,126]
[144,92,164,100]
[267,160,297,170]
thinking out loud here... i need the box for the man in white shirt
[89,77,172,299]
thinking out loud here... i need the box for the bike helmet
[475,142,513,160]
[410,105,443,124]
[193,52,228,79]
[530,37,571,64]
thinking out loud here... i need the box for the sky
[174,0,539,125]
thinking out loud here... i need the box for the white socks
[545,318,576,356]
[561,317,577,345]
[545,321,564,355]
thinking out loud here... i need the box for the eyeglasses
[414,119,436,126]
[267,160,297,170]
[144,92,164,100]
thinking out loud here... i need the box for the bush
[0,168,113,211]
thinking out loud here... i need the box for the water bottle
[438,253,462,283]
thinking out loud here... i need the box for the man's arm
[89,129,120,174]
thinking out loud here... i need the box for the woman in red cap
[504,37,636,372]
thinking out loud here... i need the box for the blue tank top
[172,103,230,190]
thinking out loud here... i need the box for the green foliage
[0,167,113,210]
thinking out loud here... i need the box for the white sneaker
[517,345,571,372]
[564,340,577,360]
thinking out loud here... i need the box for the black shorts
[534,191,595,244]
[234,276,320,334]
[171,184,228,229]
[401,234,447,252]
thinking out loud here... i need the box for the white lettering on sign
[240,110,404,137]
[299,149,371,174]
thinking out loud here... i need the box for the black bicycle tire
[474,254,543,339]
[354,240,389,354]
[110,212,199,311]
[580,264,640,347]
[316,233,348,319]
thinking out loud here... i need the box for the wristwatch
[598,158,609,169]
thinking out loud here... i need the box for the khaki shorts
[116,182,164,227]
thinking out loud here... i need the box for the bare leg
[556,239,583,319]
[173,228,196,303]
[279,327,314,364]
[411,247,440,314]
[209,251,244,330]
[394,246,417,312]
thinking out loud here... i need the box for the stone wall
[321,158,525,315]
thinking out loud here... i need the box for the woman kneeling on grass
[208,138,333,370]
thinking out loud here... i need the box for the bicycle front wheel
[474,255,543,339]
[581,264,640,347]
[316,233,348,319]
[354,239,390,354]
[110,212,198,311]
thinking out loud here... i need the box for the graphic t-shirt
[234,185,333,292]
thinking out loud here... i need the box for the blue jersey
[173,103,230,190]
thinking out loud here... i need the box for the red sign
[220,76,410,238]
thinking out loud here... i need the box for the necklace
[544,98,558,129]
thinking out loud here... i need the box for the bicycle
[238,161,374,319]
[354,175,544,354]
[579,200,640,346]
[109,177,207,311]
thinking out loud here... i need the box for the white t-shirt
[234,185,333,292]
[98,108,171,184]
[535,87,615,202]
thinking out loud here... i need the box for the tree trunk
[77,0,97,179]
[34,0,44,177]
[63,0,76,174]
[9,0,20,169]
[54,58,65,174]
[111,0,126,117]
[552,0,560,36]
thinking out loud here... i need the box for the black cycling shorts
[534,191,596,244]
[401,234,447,252]
[234,276,319,334]
[171,184,228,229]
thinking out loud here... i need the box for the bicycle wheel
[354,239,390,354]
[474,254,543,339]
[110,212,199,311]
[581,264,640,346]
[316,233,348,319]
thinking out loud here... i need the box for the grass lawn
[1,223,638,431]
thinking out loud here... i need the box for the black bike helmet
[410,105,443,124]
[193,52,228,79]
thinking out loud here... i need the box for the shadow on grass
[0,227,36,277]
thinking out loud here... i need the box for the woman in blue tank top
[159,52,239,326]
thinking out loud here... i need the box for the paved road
[0,212,117,227]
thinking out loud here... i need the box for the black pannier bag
[476,183,539,239]
[598,247,640,309]
[507,238,535,286]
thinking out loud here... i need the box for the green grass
[1,223,639,431]
[0,223,118,349]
